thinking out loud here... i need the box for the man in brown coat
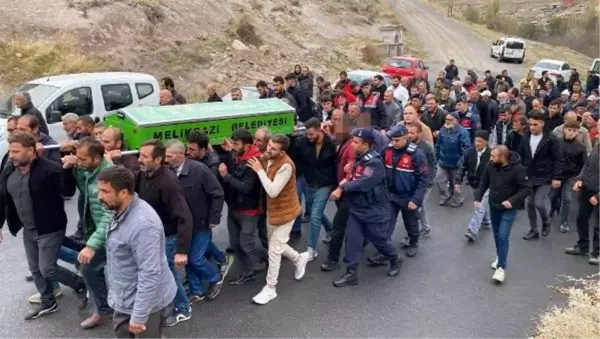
[247,134,310,305]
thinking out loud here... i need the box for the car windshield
[0,83,60,118]
[593,60,599,74]
[387,59,413,68]
[534,61,560,71]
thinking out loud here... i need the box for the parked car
[530,59,573,83]
[591,58,600,74]
[381,56,429,82]
[490,37,526,63]
[347,70,393,87]
[0,72,160,143]
[222,86,261,101]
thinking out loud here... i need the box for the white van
[490,37,526,64]
[0,72,160,143]
[591,58,600,74]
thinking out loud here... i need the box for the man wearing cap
[490,105,513,147]
[457,131,492,241]
[377,124,428,258]
[435,111,471,207]
[481,90,498,123]
[329,128,401,287]
[357,80,387,131]
[453,92,481,142]
[587,95,599,115]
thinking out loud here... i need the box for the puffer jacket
[435,125,471,168]
[62,159,113,250]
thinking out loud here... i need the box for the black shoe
[387,257,403,277]
[25,302,58,320]
[320,259,340,272]
[205,283,222,300]
[75,286,88,310]
[523,230,539,240]
[225,247,235,254]
[565,245,589,256]
[541,223,551,237]
[25,275,34,282]
[399,236,411,248]
[464,230,477,242]
[333,270,358,287]
[228,272,255,285]
[405,247,418,257]
[367,254,388,267]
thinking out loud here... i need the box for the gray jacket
[553,124,592,155]
[417,139,437,187]
[106,195,176,324]
[384,101,403,129]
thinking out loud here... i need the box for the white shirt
[476,148,487,170]
[529,133,543,157]
[257,161,293,199]
[388,85,409,107]
[175,160,185,177]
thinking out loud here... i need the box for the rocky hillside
[0,0,417,99]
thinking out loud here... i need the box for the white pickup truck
[0,72,160,159]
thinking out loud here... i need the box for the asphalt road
[389,0,530,81]
[0,190,596,338]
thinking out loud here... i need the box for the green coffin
[104,99,296,150]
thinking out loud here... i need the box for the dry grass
[362,44,382,65]
[0,37,107,86]
[533,274,599,339]
[234,15,263,47]
[402,30,428,59]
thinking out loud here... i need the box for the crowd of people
[0,64,598,338]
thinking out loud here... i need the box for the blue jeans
[305,186,333,249]
[489,207,517,269]
[165,235,190,314]
[204,230,226,264]
[292,176,308,233]
[81,249,112,314]
[186,231,221,296]
[468,188,491,233]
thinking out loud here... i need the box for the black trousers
[576,187,600,256]
[327,197,350,262]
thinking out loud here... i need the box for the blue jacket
[382,143,429,206]
[456,108,481,141]
[436,125,471,168]
[341,149,389,223]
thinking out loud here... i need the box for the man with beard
[206,84,223,102]
[246,134,310,304]
[17,115,61,164]
[272,76,297,109]
[186,131,221,176]
[97,166,176,338]
[135,140,194,325]
[14,92,49,135]
[387,75,409,107]
[490,106,513,147]
[297,66,314,98]
[1,131,87,320]
[61,113,80,140]
[218,128,263,285]
[230,88,243,101]
[253,127,272,251]
[474,145,530,284]
[383,90,403,129]
[421,96,446,139]
[435,111,471,207]
[372,75,388,98]
[61,137,113,329]
[163,140,227,325]
[285,73,314,123]
[256,81,274,100]
[101,127,140,174]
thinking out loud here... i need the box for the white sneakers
[307,247,318,262]
[492,267,505,283]
[253,251,310,305]
[252,286,277,305]
[490,257,498,270]
[294,252,310,280]
[490,258,505,283]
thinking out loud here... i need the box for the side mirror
[48,111,62,124]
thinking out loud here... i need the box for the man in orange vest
[247,134,310,305]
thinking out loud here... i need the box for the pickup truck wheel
[498,52,504,63]
[517,58,523,64]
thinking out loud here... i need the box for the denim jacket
[106,195,176,324]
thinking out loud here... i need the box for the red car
[381,56,429,82]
